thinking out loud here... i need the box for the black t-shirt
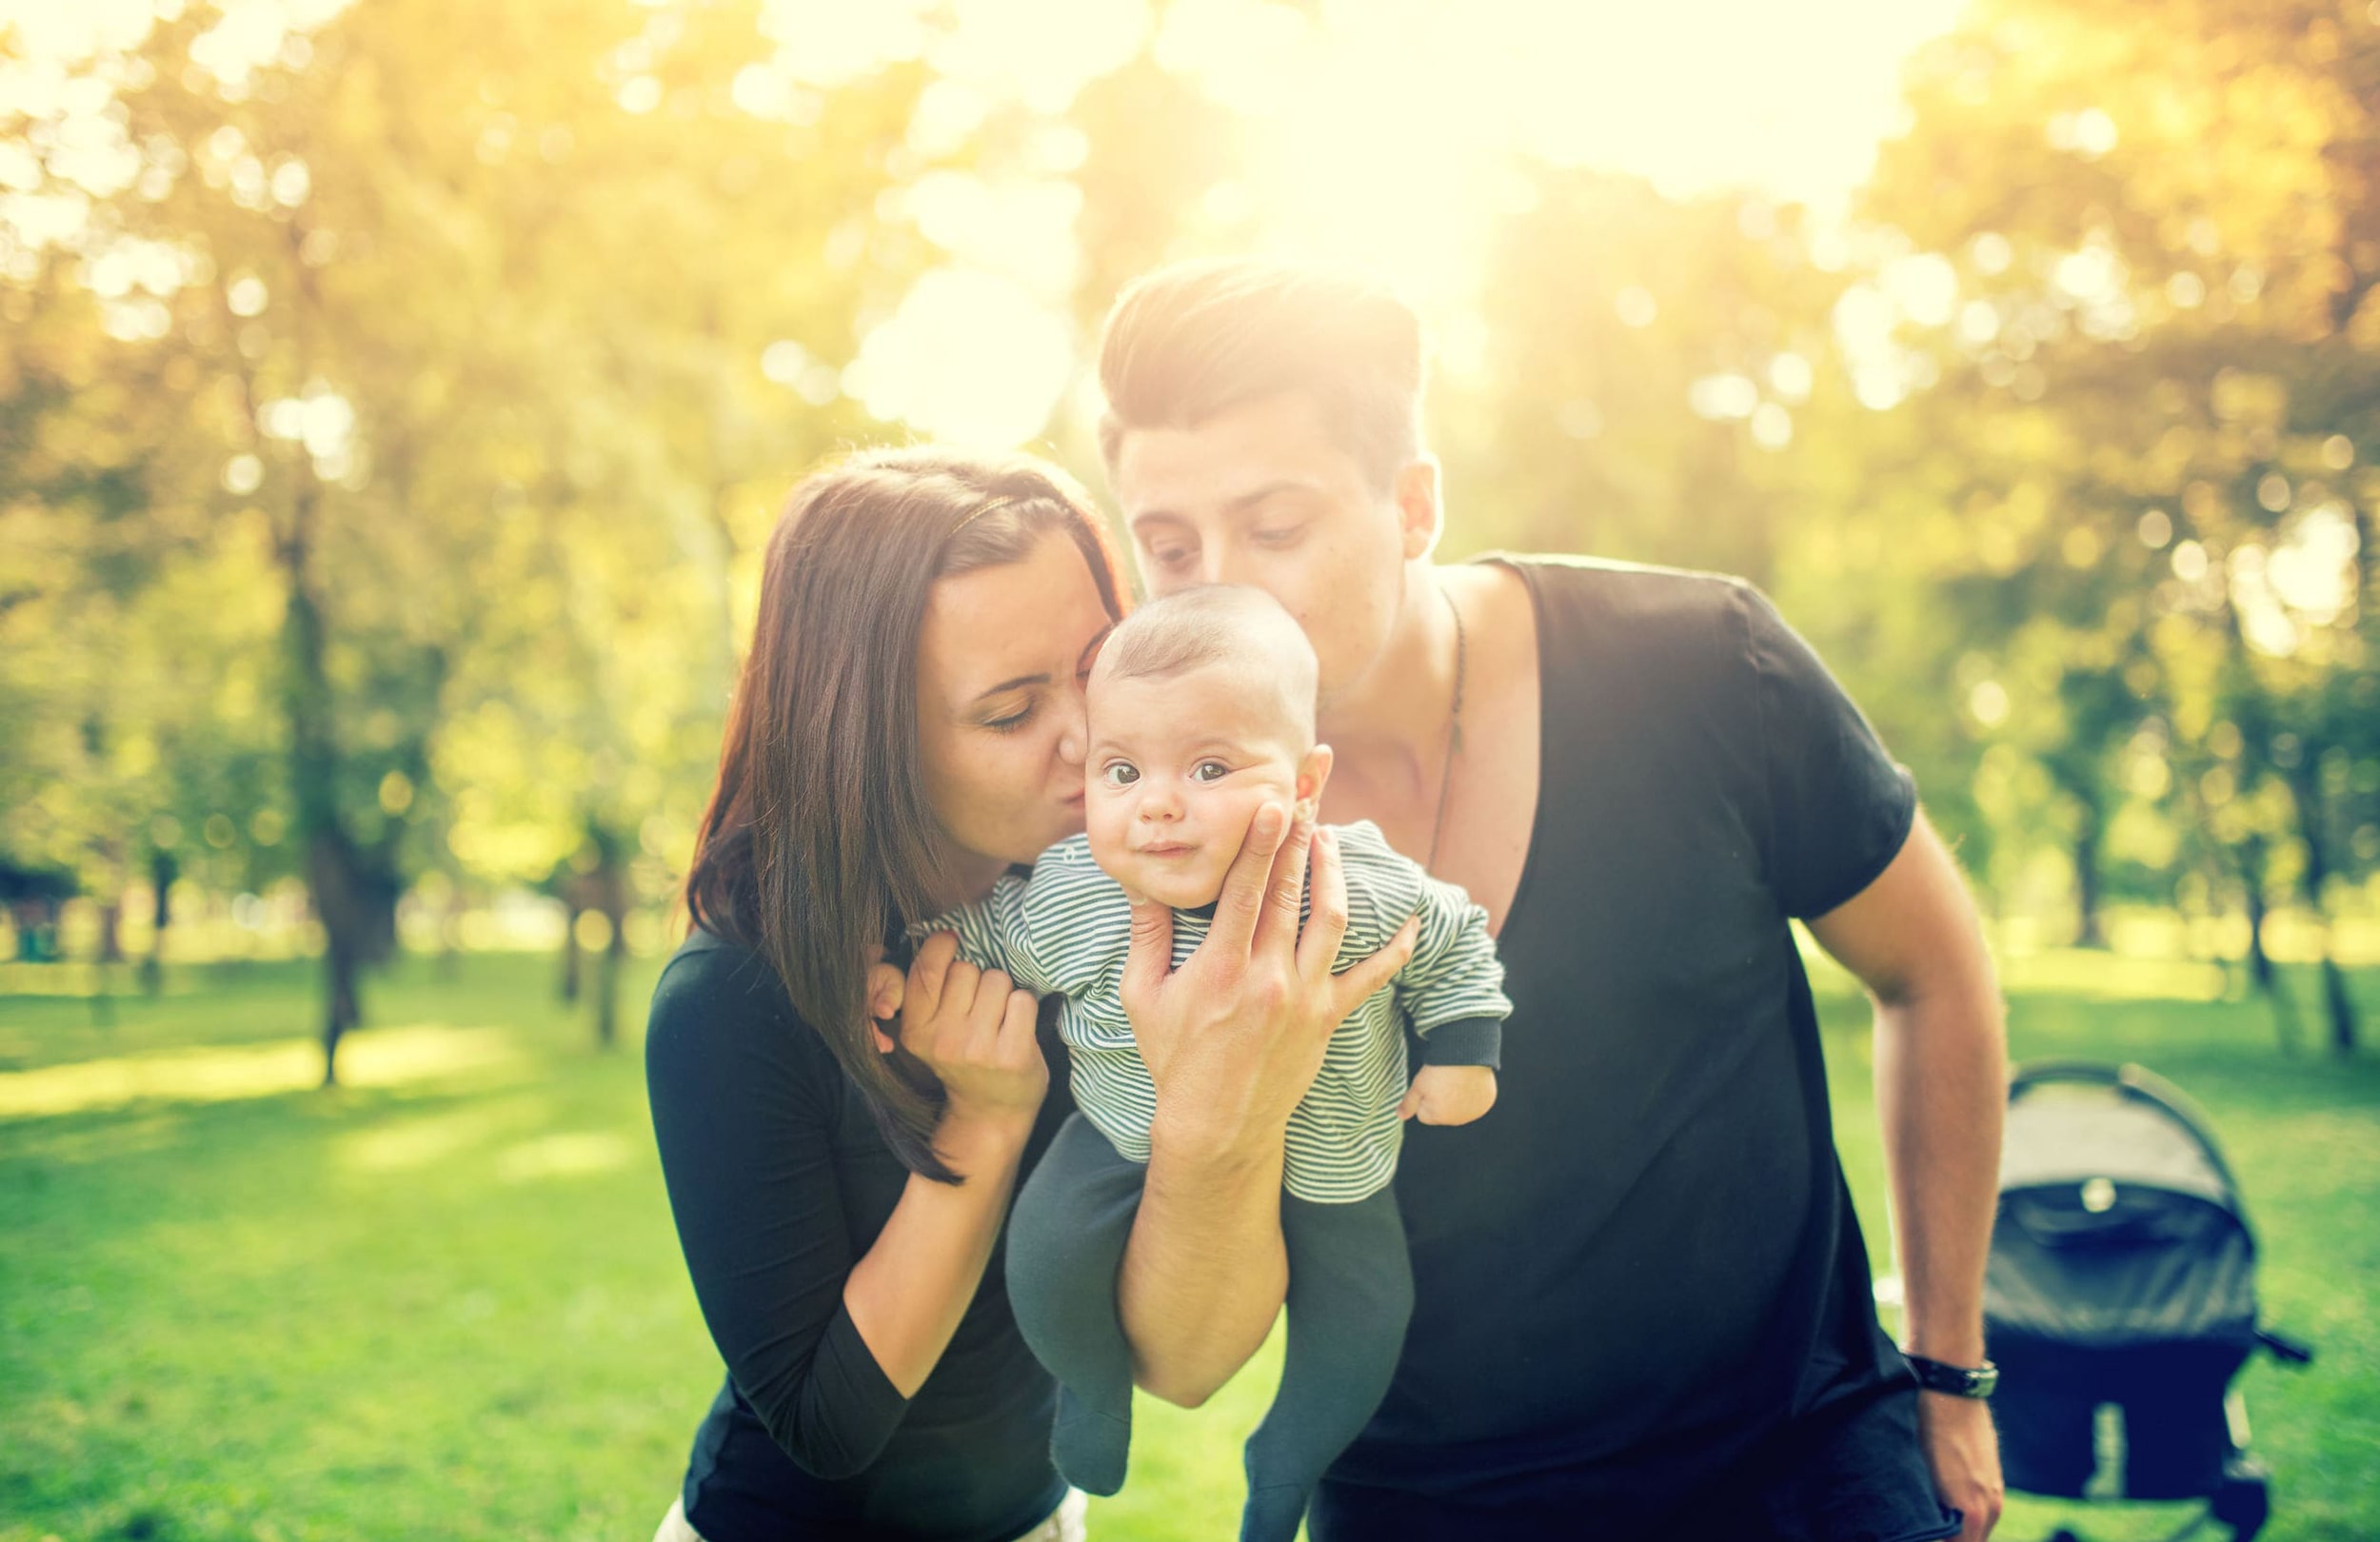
[645,929,1074,1542]
[1314,558,1955,1542]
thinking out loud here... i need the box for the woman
[645,446,1120,1542]
[645,444,1406,1541]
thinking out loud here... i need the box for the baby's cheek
[1197,844,1238,900]
[1090,819,1138,890]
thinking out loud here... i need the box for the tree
[5,0,943,1071]
[1854,0,2377,1046]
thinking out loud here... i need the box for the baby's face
[1084,661,1308,910]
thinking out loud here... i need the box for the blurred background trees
[4,0,2373,1068]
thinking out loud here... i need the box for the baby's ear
[1297,743,1335,805]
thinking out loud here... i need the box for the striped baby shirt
[922,820,1510,1205]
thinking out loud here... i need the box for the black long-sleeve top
[645,928,1074,1541]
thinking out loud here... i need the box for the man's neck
[1317,560,1458,800]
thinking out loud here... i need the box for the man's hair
[1093,584,1318,743]
[1097,257,1426,492]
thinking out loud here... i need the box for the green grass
[1,951,2373,1541]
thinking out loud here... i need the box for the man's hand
[1917,1392,2004,1540]
[1122,807,1418,1156]
[1398,1063,1497,1125]
[1113,805,1419,1407]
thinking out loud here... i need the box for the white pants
[653,1488,1088,1542]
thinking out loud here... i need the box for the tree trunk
[2073,804,2106,949]
[596,924,623,1049]
[436,882,463,981]
[140,849,174,997]
[593,839,629,1050]
[322,926,362,1086]
[2322,959,2361,1057]
[2238,837,2300,1052]
[560,895,583,1003]
[307,830,372,1084]
[88,899,121,1028]
[2284,764,2360,1056]
[278,473,373,1086]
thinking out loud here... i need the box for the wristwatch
[1902,1352,1998,1398]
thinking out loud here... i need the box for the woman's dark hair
[684,445,1126,1181]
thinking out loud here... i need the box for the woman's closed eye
[1250,523,1306,549]
[982,698,1036,733]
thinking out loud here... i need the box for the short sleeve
[1735,583,1917,919]
[645,940,911,1479]
[914,873,1053,994]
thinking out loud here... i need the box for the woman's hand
[887,930,1048,1144]
[1121,806,1419,1159]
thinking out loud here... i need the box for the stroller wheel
[2211,1452,2270,1540]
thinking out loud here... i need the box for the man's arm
[1122,1103,1292,1406]
[1806,809,2007,1542]
[1117,811,1418,1406]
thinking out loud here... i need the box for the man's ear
[1297,742,1336,807]
[1393,456,1442,562]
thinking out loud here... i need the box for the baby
[924,583,1509,1542]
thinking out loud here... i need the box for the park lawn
[1,951,2373,1542]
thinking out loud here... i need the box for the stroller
[1984,1061,2312,1541]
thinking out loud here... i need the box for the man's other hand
[1918,1392,2004,1540]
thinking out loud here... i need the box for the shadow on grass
[1,964,709,1542]
[1,951,2372,1542]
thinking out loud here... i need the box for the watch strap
[1903,1352,1998,1398]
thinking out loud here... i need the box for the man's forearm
[1874,982,2006,1363]
[1116,1119,1290,1407]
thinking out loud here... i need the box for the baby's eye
[1101,762,1140,787]
[1190,761,1230,783]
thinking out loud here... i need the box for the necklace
[1424,583,1467,875]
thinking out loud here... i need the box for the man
[1096,259,2008,1541]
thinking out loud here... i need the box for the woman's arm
[1117,812,1418,1405]
[842,933,1048,1395]
[646,935,1045,1475]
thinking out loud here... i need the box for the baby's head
[1085,585,1333,909]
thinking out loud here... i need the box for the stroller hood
[1999,1087,2240,1215]
[1989,1070,2259,1355]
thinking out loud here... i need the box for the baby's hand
[1398,1063,1497,1126]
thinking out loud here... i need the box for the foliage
[2,0,928,1063]
[1842,0,2380,1040]
[4,0,2376,1057]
